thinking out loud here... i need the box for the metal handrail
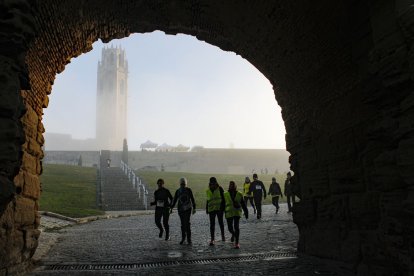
[120,160,148,210]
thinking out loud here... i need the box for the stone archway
[1,0,413,274]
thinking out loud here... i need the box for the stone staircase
[100,167,149,211]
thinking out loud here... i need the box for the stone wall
[0,0,413,275]
[43,149,290,175]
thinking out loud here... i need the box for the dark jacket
[150,187,173,208]
[284,179,294,196]
[171,187,196,213]
[249,179,267,199]
[269,182,282,196]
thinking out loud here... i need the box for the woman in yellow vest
[243,176,256,214]
[224,181,248,249]
[206,177,225,246]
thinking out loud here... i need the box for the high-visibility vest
[224,191,243,219]
[243,183,252,197]
[206,187,222,212]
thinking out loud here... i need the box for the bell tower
[96,46,128,150]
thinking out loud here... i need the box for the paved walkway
[32,204,355,275]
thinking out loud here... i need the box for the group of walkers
[150,172,295,249]
[243,171,296,215]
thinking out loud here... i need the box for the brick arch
[1,0,414,274]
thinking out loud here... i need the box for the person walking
[268,177,283,214]
[171,177,196,245]
[150,178,173,240]
[242,176,256,214]
[224,181,248,249]
[249,173,266,219]
[284,172,296,213]
[206,176,225,245]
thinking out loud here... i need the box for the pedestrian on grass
[150,178,173,240]
[206,176,226,245]
[224,181,248,249]
[171,177,196,244]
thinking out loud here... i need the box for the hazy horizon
[43,31,286,150]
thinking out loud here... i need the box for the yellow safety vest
[224,191,243,219]
[206,187,222,212]
[243,183,252,197]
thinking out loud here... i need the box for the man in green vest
[224,181,248,249]
[206,176,225,245]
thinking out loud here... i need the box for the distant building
[140,140,158,151]
[96,46,128,150]
[174,144,190,152]
[156,143,174,152]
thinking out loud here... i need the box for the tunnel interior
[0,0,414,275]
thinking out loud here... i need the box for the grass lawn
[136,171,288,209]
[40,164,104,218]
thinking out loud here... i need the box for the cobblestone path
[32,204,354,275]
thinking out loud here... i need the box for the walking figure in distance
[249,173,267,219]
[224,181,248,249]
[243,176,256,214]
[171,177,196,244]
[206,177,226,245]
[284,172,296,213]
[268,177,283,214]
[150,178,173,240]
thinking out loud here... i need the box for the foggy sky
[43,31,286,150]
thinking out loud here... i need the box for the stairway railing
[120,160,149,210]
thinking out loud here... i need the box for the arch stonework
[0,0,413,274]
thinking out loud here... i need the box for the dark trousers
[209,210,225,240]
[179,210,192,242]
[287,195,296,212]
[243,196,256,210]
[253,197,262,218]
[155,207,170,237]
[272,196,280,211]
[226,216,240,243]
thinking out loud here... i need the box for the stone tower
[96,46,128,150]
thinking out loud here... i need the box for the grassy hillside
[137,171,288,209]
[40,164,104,218]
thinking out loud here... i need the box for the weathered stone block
[27,137,42,157]
[0,118,21,140]
[21,151,37,174]
[397,137,414,186]
[340,230,361,263]
[0,175,16,201]
[315,196,348,224]
[23,229,40,259]
[348,192,380,230]
[4,230,24,266]
[42,94,49,108]
[36,132,44,146]
[292,199,315,227]
[20,105,38,130]
[37,121,45,134]
[22,171,40,199]
[14,196,35,226]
